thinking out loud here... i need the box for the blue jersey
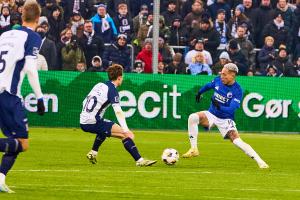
[80,81,119,124]
[0,26,41,97]
[199,76,243,120]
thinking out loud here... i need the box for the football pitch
[1,128,300,200]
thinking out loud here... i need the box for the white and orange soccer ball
[161,148,179,165]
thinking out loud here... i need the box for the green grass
[1,128,300,200]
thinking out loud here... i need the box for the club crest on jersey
[215,86,219,90]
[227,92,233,98]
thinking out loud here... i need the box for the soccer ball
[161,148,179,165]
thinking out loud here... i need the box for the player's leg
[0,94,27,193]
[216,119,269,169]
[182,111,210,158]
[110,124,156,166]
[227,130,269,168]
[80,123,107,164]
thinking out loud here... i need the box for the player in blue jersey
[80,64,157,166]
[0,0,45,193]
[182,63,269,169]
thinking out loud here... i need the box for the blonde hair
[192,52,205,64]
[22,0,41,23]
[264,36,274,44]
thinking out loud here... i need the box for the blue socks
[0,138,23,175]
[122,138,141,161]
[0,138,23,153]
[0,152,18,175]
[92,135,106,152]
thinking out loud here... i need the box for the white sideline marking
[12,169,80,172]
[10,183,300,193]
[11,169,299,177]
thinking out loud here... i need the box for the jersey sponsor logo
[214,92,229,103]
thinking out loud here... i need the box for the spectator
[9,13,21,29]
[102,34,131,72]
[161,0,181,27]
[132,59,145,73]
[180,0,194,19]
[165,53,187,74]
[185,39,213,66]
[228,40,248,75]
[37,54,48,71]
[169,17,189,47]
[132,59,144,73]
[227,4,251,39]
[61,36,86,71]
[36,18,58,70]
[252,0,275,47]
[208,0,231,22]
[107,0,132,17]
[157,61,166,74]
[113,3,133,42]
[76,62,86,72]
[136,38,163,73]
[158,36,174,64]
[265,64,282,77]
[214,9,230,50]
[262,10,291,51]
[63,0,89,21]
[293,57,300,77]
[69,11,84,35]
[41,0,62,18]
[257,36,276,74]
[212,51,231,75]
[184,1,205,30]
[0,5,11,34]
[47,5,65,43]
[90,4,118,43]
[87,56,105,72]
[187,52,212,75]
[132,4,149,38]
[231,25,255,70]
[79,20,104,70]
[136,12,153,47]
[189,18,220,61]
[243,0,256,24]
[275,0,295,29]
[273,45,294,76]
[147,16,170,43]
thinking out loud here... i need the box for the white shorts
[203,111,238,139]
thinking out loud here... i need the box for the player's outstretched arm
[112,104,129,132]
[196,80,215,103]
[23,57,45,115]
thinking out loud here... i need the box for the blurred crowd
[1,0,300,77]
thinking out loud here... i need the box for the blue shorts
[80,118,114,139]
[0,91,28,139]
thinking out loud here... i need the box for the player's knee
[188,113,199,124]
[18,139,29,152]
[124,131,134,140]
[227,130,239,142]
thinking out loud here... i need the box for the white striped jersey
[80,81,120,124]
[0,26,41,97]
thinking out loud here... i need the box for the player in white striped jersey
[80,64,156,166]
[0,0,45,193]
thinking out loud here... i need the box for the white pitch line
[12,169,80,172]
[11,169,299,177]
[10,183,300,194]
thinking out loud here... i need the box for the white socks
[0,173,5,184]
[188,113,199,149]
[233,138,264,164]
[91,150,98,156]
